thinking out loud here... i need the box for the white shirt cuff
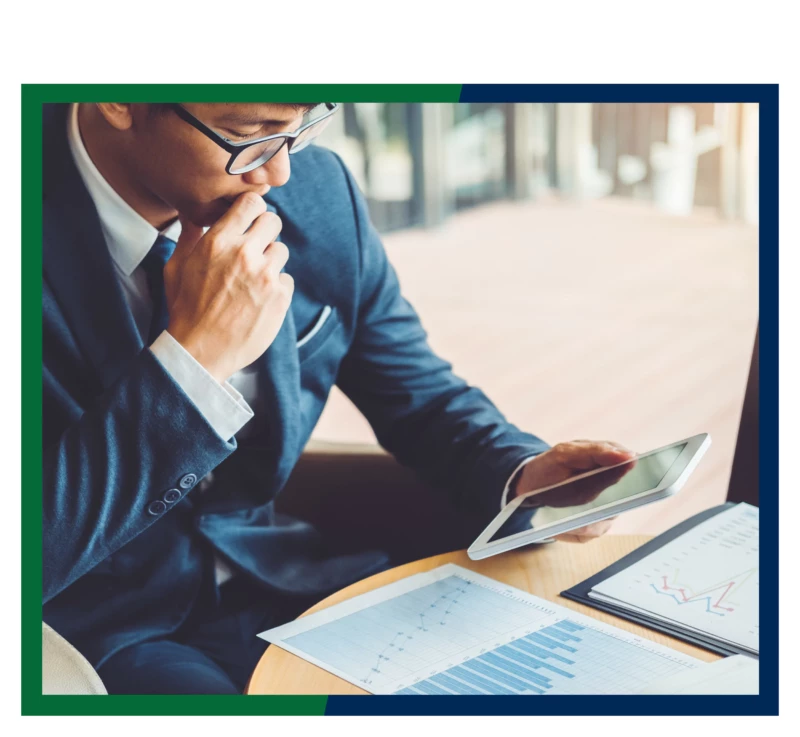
[500,456,540,509]
[149,331,254,441]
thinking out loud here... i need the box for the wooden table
[247,536,719,694]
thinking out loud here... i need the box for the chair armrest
[42,622,106,695]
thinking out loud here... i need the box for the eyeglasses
[168,103,340,175]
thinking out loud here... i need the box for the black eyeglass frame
[168,102,340,174]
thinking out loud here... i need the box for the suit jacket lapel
[42,104,143,392]
[255,202,303,483]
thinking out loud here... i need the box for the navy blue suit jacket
[41,103,548,667]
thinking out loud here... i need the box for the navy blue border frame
[325,83,778,717]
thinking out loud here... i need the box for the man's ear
[95,104,134,131]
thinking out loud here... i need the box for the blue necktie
[141,234,177,345]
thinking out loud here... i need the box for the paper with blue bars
[258,564,701,695]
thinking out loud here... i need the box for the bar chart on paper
[259,564,700,694]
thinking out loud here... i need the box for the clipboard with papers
[561,502,759,658]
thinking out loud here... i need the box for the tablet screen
[488,443,687,542]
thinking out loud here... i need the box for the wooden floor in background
[311,195,759,535]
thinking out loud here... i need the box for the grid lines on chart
[283,574,553,690]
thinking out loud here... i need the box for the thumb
[164,216,204,298]
[171,215,204,267]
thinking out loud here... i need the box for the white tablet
[468,433,711,560]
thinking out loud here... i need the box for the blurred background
[311,102,759,535]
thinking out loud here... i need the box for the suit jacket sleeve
[333,158,550,521]
[42,347,236,603]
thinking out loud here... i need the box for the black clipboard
[560,502,756,658]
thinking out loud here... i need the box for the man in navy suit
[42,101,634,694]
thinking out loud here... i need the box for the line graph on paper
[592,504,759,652]
[279,573,556,692]
[649,567,757,616]
[356,578,482,687]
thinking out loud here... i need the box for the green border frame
[21,84,462,716]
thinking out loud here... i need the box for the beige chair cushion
[42,622,106,695]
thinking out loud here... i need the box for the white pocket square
[296,305,333,349]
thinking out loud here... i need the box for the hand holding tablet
[468,433,711,560]
[510,440,637,542]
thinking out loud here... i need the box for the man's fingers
[242,211,284,256]
[558,440,636,470]
[167,216,204,274]
[572,439,633,453]
[207,192,268,239]
[262,241,290,276]
[514,439,636,500]
[178,216,204,248]
[279,271,295,295]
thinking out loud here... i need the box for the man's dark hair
[149,102,320,114]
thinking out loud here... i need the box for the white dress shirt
[67,104,531,585]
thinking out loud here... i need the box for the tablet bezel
[467,433,711,560]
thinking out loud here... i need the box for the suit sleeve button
[179,473,198,490]
[147,500,168,516]
[163,488,183,504]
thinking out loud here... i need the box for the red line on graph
[660,577,736,612]
[713,582,736,612]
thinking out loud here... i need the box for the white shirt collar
[67,103,182,276]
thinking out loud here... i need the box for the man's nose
[242,144,292,189]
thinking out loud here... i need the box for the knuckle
[205,233,225,254]
[246,254,266,279]
[235,245,250,265]
[259,268,274,288]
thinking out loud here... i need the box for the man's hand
[163,193,294,383]
[513,440,636,543]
